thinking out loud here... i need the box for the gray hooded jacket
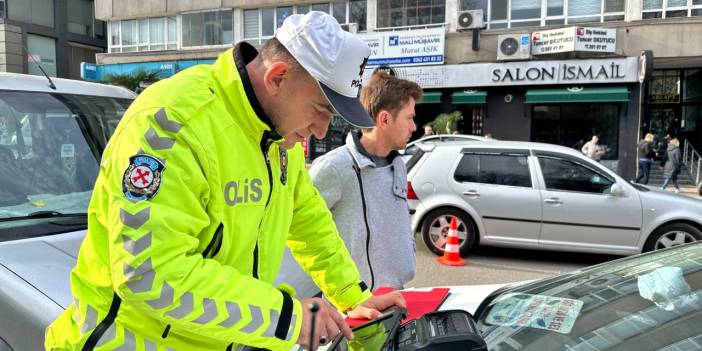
[275,133,416,296]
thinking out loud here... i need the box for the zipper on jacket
[82,293,122,351]
[254,131,277,279]
[351,160,375,291]
[202,223,224,259]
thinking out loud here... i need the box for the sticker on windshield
[122,154,165,201]
[61,144,75,158]
[486,293,583,334]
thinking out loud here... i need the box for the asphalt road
[407,240,622,288]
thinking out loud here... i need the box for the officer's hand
[297,297,353,350]
[346,291,406,320]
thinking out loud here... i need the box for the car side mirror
[609,183,625,196]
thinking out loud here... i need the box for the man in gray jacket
[276,73,421,294]
[311,72,422,290]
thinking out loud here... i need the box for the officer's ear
[263,61,293,96]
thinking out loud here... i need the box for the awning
[419,92,442,104]
[452,91,487,104]
[525,87,629,103]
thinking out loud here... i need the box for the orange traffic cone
[437,216,466,266]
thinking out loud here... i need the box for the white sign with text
[531,27,616,55]
[359,27,445,67]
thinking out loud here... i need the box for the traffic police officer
[46,12,404,351]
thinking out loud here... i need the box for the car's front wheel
[421,208,477,257]
[643,222,702,252]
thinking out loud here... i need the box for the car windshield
[477,242,702,351]
[0,90,131,233]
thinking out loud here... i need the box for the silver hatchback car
[407,140,702,257]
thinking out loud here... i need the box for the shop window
[27,34,57,77]
[245,2,366,45]
[7,0,54,27]
[454,153,532,188]
[109,17,176,53]
[643,0,702,18]
[182,10,233,47]
[531,104,620,159]
[378,0,445,29]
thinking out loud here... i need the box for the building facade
[0,0,107,79]
[91,0,702,179]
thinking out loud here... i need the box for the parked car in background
[0,72,135,351]
[401,134,487,161]
[406,140,702,257]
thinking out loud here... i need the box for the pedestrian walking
[636,133,656,184]
[581,134,606,161]
[662,138,682,193]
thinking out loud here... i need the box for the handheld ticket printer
[329,308,487,351]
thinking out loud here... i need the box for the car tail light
[407,181,418,200]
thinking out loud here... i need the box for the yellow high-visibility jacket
[46,43,371,351]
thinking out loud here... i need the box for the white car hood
[0,230,84,309]
[406,283,514,315]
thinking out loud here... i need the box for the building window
[27,34,57,77]
[182,10,233,48]
[108,17,176,53]
[0,1,5,18]
[244,2,366,45]
[67,0,103,37]
[377,0,446,28]
[643,0,702,19]
[7,0,54,27]
[460,0,624,29]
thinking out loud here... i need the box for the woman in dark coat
[636,133,656,184]
[662,138,682,193]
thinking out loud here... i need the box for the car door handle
[544,198,562,205]
[462,190,480,198]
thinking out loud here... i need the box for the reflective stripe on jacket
[45,44,370,351]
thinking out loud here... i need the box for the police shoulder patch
[122,154,165,201]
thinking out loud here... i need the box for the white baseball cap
[275,11,373,128]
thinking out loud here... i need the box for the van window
[0,90,132,215]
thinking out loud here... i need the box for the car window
[0,90,131,227]
[404,144,419,156]
[476,242,702,351]
[538,156,614,194]
[454,153,532,188]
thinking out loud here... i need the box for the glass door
[644,106,681,158]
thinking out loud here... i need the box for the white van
[0,73,135,350]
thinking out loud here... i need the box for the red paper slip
[345,287,450,327]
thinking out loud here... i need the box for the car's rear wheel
[643,223,702,252]
[421,208,477,257]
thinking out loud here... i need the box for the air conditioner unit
[456,10,484,30]
[340,22,359,33]
[496,34,531,61]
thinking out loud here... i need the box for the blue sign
[80,62,98,81]
[389,36,399,46]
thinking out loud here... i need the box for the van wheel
[643,223,702,252]
[421,208,477,257]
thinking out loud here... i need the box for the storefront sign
[532,27,616,55]
[359,27,445,67]
[365,57,639,88]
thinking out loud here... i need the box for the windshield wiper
[0,211,87,222]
